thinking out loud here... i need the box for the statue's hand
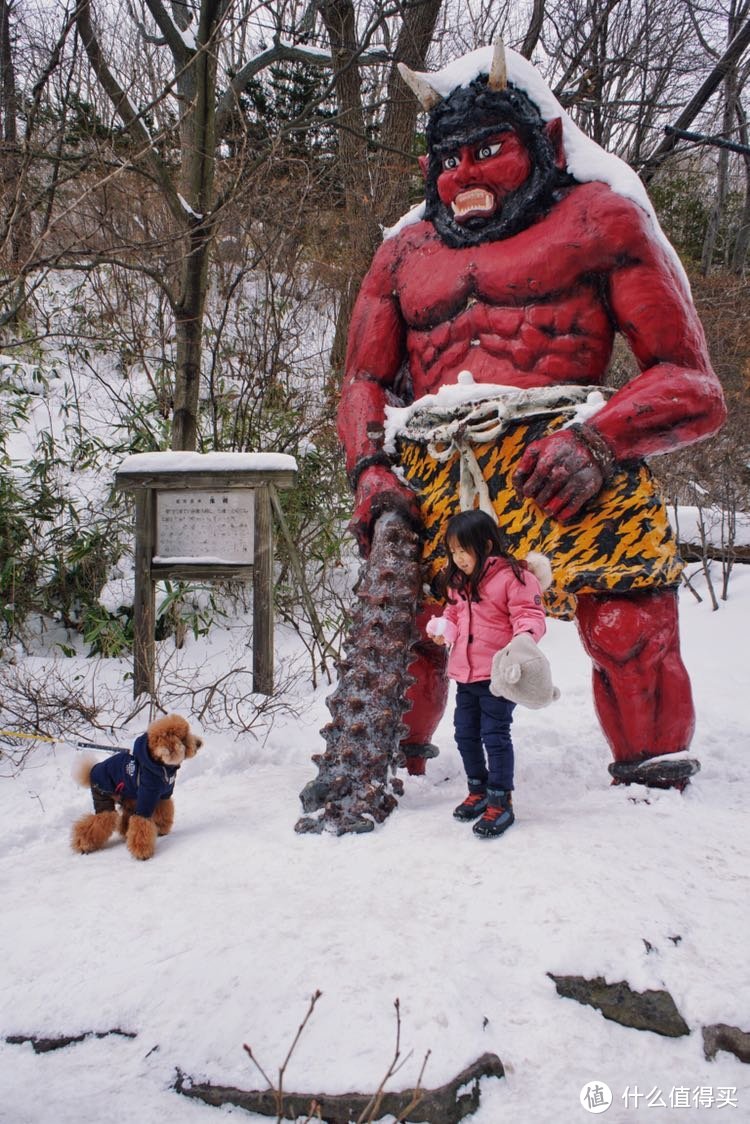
[513,426,613,523]
[350,464,421,556]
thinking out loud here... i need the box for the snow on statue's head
[400,42,571,249]
[394,41,687,284]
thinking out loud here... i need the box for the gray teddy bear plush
[490,632,560,709]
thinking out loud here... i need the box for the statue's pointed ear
[418,154,429,180]
[544,117,566,170]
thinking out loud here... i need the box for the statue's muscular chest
[391,218,614,388]
[393,212,602,327]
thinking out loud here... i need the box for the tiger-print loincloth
[394,411,683,619]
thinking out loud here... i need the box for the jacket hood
[481,552,552,590]
[133,731,179,776]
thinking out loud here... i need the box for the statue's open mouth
[451,188,495,221]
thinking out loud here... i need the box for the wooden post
[253,484,274,695]
[268,484,337,663]
[133,489,155,698]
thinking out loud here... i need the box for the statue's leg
[401,603,449,776]
[575,589,695,764]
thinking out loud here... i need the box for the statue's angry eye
[442,141,503,170]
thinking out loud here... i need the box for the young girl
[426,509,547,838]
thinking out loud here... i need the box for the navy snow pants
[454,680,516,791]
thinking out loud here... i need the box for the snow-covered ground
[1,560,748,1124]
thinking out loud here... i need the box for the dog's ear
[185,733,203,758]
[147,736,171,762]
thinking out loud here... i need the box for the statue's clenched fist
[513,425,613,523]
[350,465,420,556]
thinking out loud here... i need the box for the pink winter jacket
[430,556,547,683]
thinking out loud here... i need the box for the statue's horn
[397,62,442,111]
[488,39,508,91]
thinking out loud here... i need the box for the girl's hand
[426,616,447,643]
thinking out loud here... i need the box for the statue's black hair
[424,76,573,248]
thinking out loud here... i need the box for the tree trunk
[373,0,442,230]
[173,280,207,451]
[700,119,731,275]
[170,2,220,450]
[0,0,28,323]
[730,102,750,273]
[701,7,740,276]
[319,0,379,376]
[729,159,750,273]
[520,0,545,59]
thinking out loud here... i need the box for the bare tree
[0,0,37,320]
[697,1,750,272]
[317,0,443,371]
[0,0,389,446]
[640,6,750,181]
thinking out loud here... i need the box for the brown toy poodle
[71,714,202,860]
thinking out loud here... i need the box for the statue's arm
[515,199,726,523]
[337,241,419,553]
[589,227,726,460]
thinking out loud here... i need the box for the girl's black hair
[441,509,526,602]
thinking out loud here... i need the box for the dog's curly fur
[71,714,202,860]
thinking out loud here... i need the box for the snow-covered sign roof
[117,451,298,476]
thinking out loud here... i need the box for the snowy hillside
[1,560,748,1124]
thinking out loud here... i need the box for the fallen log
[678,542,750,564]
[5,1028,136,1053]
[174,1051,505,1124]
[548,973,690,1037]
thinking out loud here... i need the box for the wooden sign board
[156,490,255,564]
[115,452,297,698]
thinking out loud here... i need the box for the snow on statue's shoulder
[117,451,298,475]
[386,44,688,290]
[383,202,426,240]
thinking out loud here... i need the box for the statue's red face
[435,130,532,224]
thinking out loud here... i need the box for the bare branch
[74,0,185,222]
[215,37,388,140]
[640,17,750,180]
[143,0,191,63]
[520,0,545,60]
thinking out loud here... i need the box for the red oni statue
[338,43,726,789]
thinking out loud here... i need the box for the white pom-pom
[525,551,553,591]
[456,370,475,386]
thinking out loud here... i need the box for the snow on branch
[215,37,389,139]
[142,0,193,61]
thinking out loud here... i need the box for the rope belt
[401,386,609,520]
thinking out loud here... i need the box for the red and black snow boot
[473,789,514,838]
[453,780,488,821]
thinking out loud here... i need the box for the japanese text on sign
[156,490,255,563]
